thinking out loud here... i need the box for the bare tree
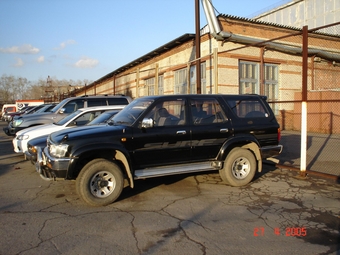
[0,74,92,104]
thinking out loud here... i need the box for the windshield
[49,98,70,113]
[35,104,54,113]
[112,98,153,126]
[87,110,119,125]
[55,110,82,125]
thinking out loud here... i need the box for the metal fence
[276,23,339,177]
[232,22,340,178]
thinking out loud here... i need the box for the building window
[239,61,259,94]
[158,75,164,95]
[174,68,187,94]
[264,64,279,114]
[201,62,206,94]
[145,77,155,96]
[189,62,207,94]
[239,61,279,113]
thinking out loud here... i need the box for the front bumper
[25,150,37,165]
[3,123,24,136]
[35,147,69,180]
[260,144,283,159]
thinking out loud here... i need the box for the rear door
[189,96,232,161]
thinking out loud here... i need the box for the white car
[13,105,125,154]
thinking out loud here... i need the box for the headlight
[16,135,29,140]
[49,143,69,157]
[28,145,37,154]
[12,119,23,127]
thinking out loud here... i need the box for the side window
[87,99,106,107]
[107,98,129,105]
[145,99,186,126]
[71,110,104,126]
[226,99,269,118]
[62,100,84,114]
[190,98,228,125]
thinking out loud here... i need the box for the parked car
[2,106,34,122]
[36,94,283,206]
[13,105,125,156]
[4,104,52,122]
[4,95,132,136]
[1,104,17,120]
[26,109,120,166]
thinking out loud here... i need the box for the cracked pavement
[0,126,339,255]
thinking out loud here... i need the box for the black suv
[38,94,282,206]
[4,95,132,136]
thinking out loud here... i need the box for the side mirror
[141,118,154,128]
[59,108,65,114]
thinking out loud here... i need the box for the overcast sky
[0,0,288,83]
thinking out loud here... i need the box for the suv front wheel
[76,159,124,206]
[219,147,256,187]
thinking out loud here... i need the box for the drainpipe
[260,47,265,95]
[195,0,201,94]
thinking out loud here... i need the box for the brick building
[74,14,339,100]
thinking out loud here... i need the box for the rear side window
[87,99,107,107]
[226,99,269,118]
[107,98,129,105]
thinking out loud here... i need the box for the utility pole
[195,0,201,94]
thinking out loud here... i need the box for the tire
[219,147,256,187]
[76,159,124,206]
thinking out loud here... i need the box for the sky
[0,0,288,84]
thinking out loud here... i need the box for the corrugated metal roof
[219,13,302,31]
[218,13,340,38]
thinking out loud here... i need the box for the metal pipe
[196,0,201,94]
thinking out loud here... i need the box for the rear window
[6,107,16,112]
[226,99,269,118]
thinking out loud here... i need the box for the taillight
[278,128,281,142]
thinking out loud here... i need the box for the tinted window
[226,99,269,118]
[87,99,107,107]
[107,98,129,105]
[190,98,228,125]
[62,100,84,113]
[144,99,186,126]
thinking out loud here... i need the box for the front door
[131,98,191,169]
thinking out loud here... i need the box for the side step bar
[134,161,221,179]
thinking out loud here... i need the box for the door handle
[176,130,186,135]
[220,128,229,133]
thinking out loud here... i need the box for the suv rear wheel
[76,159,124,206]
[219,147,256,187]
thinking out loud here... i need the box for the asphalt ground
[0,121,339,255]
